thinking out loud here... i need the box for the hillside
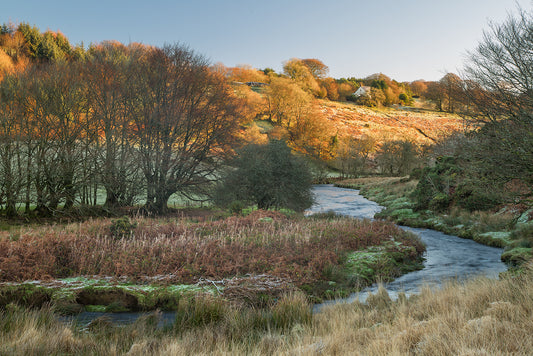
[321,100,467,145]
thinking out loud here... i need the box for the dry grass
[321,100,467,145]
[309,267,533,355]
[1,264,532,355]
[0,210,422,287]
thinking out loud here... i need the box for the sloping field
[321,101,468,144]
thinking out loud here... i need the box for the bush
[429,193,451,212]
[109,217,137,239]
[455,184,501,212]
[412,156,461,211]
[214,140,314,212]
[228,200,244,215]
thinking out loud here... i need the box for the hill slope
[321,101,467,145]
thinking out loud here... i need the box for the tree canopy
[214,140,314,212]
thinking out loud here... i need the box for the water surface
[310,185,507,310]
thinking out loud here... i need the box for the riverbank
[2,186,530,355]
[2,262,532,355]
[0,209,424,313]
[335,177,533,267]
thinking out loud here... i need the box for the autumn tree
[282,58,320,94]
[265,76,335,159]
[85,42,142,207]
[0,49,14,81]
[321,77,339,101]
[337,82,356,101]
[225,64,269,83]
[265,76,312,128]
[409,80,428,98]
[440,73,463,112]
[128,44,242,214]
[301,58,329,79]
[425,81,445,111]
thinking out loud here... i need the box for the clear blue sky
[3,0,531,81]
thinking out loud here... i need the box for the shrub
[456,185,501,212]
[109,217,137,239]
[511,223,533,248]
[228,200,244,215]
[429,193,450,212]
[214,140,314,212]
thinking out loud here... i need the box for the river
[310,184,507,310]
[65,184,507,324]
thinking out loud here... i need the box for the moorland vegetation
[1,4,533,355]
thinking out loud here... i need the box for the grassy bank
[1,263,532,355]
[335,177,533,266]
[0,210,424,311]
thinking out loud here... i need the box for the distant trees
[409,80,427,98]
[424,81,445,111]
[335,135,376,177]
[375,140,420,176]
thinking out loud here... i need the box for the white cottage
[352,86,372,97]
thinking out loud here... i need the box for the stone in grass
[517,209,533,226]
[477,232,512,247]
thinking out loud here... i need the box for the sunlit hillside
[321,100,468,145]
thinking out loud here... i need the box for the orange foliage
[0,49,14,80]
[239,122,268,144]
[232,84,266,123]
[220,64,269,84]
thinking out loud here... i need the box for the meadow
[0,210,425,312]
[321,100,468,145]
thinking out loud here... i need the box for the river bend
[310,185,507,309]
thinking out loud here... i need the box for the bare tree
[127,44,241,214]
[463,7,533,122]
[0,74,26,216]
[459,6,533,187]
[85,42,142,208]
[30,62,87,212]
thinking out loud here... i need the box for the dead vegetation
[0,210,423,289]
